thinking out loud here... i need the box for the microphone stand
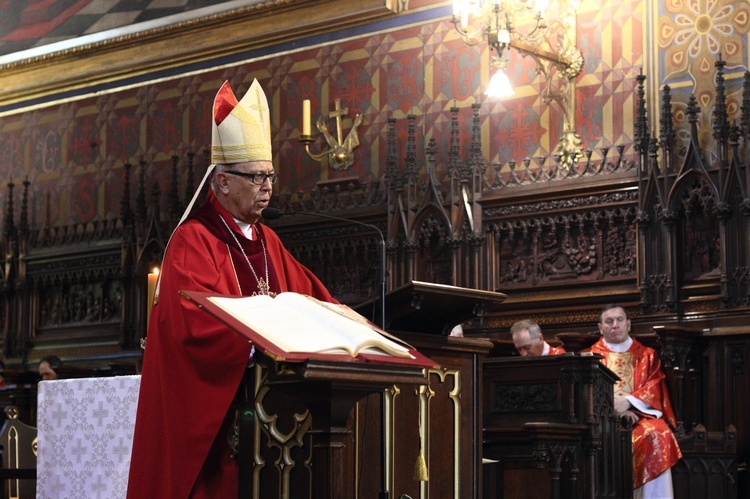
[377,234,388,499]
[262,208,386,329]
[262,208,389,498]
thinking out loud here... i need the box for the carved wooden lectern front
[239,357,428,498]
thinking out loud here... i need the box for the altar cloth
[36,375,141,499]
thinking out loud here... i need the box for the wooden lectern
[356,281,507,498]
[238,357,428,498]
[356,280,507,335]
[181,289,435,498]
[235,281,506,498]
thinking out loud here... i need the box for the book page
[280,294,413,357]
[206,293,412,358]
[271,293,412,357]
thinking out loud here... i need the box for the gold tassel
[413,452,428,481]
[413,431,428,481]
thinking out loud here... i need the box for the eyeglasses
[224,170,278,185]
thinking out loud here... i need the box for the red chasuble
[548,345,566,355]
[127,191,335,499]
[587,337,682,487]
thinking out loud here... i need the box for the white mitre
[211,78,272,163]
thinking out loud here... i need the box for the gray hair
[210,164,227,193]
[510,319,542,338]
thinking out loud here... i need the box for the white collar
[541,342,550,356]
[235,219,253,240]
[602,336,633,353]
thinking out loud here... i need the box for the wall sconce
[299,98,363,171]
[451,0,584,168]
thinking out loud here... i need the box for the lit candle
[535,0,549,19]
[147,267,159,328]
[302,99,311,136]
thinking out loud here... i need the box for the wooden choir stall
[482,354,633,499]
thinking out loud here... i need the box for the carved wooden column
[652,326,703,432]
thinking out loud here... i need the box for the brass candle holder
[299,98,363,171]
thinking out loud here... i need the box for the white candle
[535,0,548,18]
[302,99,311,136]
[147,267,159,327]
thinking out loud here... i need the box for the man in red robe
[126,79,335,498]
[511,319,566,356]
[586,304,682,499]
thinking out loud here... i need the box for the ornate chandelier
[451,0,585,167]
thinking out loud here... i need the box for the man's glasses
[224,170,278,185]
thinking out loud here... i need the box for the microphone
[260,207,284,220]
[261,207,387,331]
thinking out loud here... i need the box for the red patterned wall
[0,1,646,228]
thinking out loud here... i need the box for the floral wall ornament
[658,0,750,151]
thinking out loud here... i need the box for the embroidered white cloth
[36,375,141,499]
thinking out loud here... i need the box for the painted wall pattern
[11,1,740,232]
[656,0,750,160]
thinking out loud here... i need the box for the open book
[180,290,435,367]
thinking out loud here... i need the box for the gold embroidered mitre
[211,79,272,164]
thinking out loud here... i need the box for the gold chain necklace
[219,215,270,295]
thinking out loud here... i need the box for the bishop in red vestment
[127,79,335,498]
[586,305,682,497]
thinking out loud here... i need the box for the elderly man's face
[513,329,544,357]
[598,306,631,344]
[216,160,274,224]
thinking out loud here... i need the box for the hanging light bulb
[535,0,549,19]
[485,50,514,98]
[485,68,514,98]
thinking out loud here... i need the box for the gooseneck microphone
[259,207,284,220]
[261,207,387,331]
